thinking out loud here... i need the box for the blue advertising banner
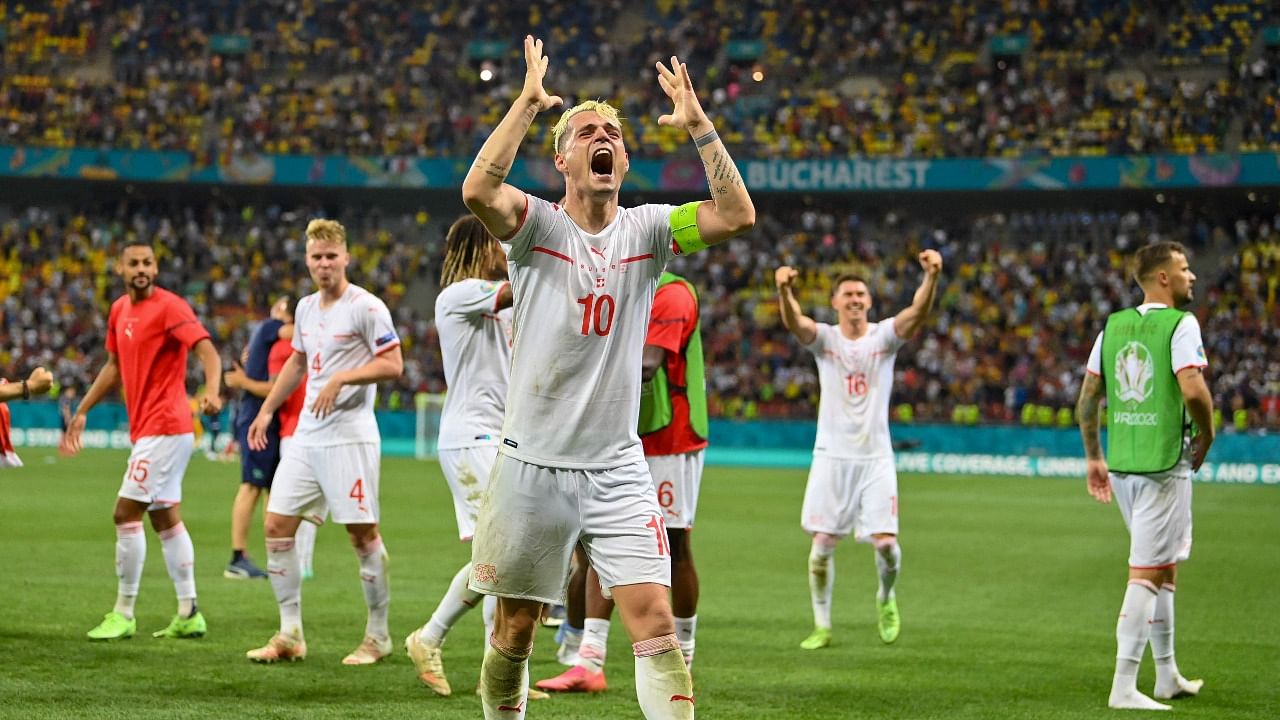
[1,146,1278,192]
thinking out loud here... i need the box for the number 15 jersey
[500,194,679,470]
[805,320,906,460]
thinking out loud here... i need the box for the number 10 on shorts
[645,514,669,556]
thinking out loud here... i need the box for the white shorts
[1111,459,1193,568]
[267,442,380,525]
[646,449,704,530]
[117,434,195,509]
[801,454,899,541]
[469,455,671,604]
[438,446,497,541]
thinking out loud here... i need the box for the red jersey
[641,281,708,456]
[106,288,210,442]
[268,337,306,438]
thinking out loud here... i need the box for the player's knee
[873,534,898,555]
[263,513,296,538]
[344,524,379,548]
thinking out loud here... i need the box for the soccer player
[1,368,54,467]
[223,296,290,579]
[404,215,518,696]
[462,35,755,719]
[538,271,709,692]
[223,296,317,580]
[775,251,942,650]
[244,219,403,665]
[1076,241,1212,711]
[63,240,223,641]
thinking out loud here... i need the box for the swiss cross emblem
[596,276,606,289]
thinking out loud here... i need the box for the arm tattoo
[474,155,509,181]
[1077,374,1104,459]
[704,149,743,195]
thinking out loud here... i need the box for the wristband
[669,202,708,255]
[693,129,719,148]
[21,379,29,400]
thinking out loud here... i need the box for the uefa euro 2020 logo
[1115,341,1155,405]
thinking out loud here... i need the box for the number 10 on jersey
[577,293,615,336]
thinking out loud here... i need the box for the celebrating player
[63,240,223,641]
[244,219,403,665]
[1076,241,1213,710]
[538,271,709,692]
[404,215,546,702]
[462,35,754,719]
[1,367,55,467]
[775,252,942,650]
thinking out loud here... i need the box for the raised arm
[1177,367,1215,471]
[775,266,818,345]
[61,353,122,455]
[462,36,563,238]
[893,250,943,339]
[0,367,52,402]
[656,57,755,247]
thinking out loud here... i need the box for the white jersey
[806,319,907,459]
[435,278,513,450]
[291,283,400,446]
[1086,303,1208,376]
[500,194,680,469]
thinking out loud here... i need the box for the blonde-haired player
[776,252,941,651]
[462,35,755,720]
[244,219,404,665]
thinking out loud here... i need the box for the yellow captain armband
[669,201,708,255]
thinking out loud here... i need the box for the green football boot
[800,626,832,650]
[877,596,900,644]
[87,612,136,641]
[152,611,207,639]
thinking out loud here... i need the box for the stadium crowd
[2,198,1276,429]
[1,0,1273,159]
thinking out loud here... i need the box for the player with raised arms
[462,35,755,719]
[243,219,404,666]
[775,251,941,651]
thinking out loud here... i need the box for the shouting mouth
[591,147,614,181]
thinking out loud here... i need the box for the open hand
[656,56,711,134]
[520,36,563,113]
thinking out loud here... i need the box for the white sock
[874,538,900,603]
[114,521,145,618]
[295,520,317,573]
[579,617,611,673]
[356,536,390,639]
[482,594,497,641]
[808,540,835,629]
[1111,580,1159,697]
[1152,583,1188,693]
[481,635,531,719]
[266,536,303,635]
[158,522,197,616]
[674,616,697,667]
[420,563,482,645]
[634,634,695,720]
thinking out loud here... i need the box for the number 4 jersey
[500,194,680,469]
[806,320,906,460]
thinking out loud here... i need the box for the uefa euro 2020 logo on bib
[1115,341,1155,405]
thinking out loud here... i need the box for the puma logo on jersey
[589,246,607,258]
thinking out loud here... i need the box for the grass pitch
[1,448,1277,719]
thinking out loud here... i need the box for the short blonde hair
[305,219,346,245]
[552,100,623,153]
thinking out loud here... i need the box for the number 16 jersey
[805,320,906,460]
[500,194,679,470]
